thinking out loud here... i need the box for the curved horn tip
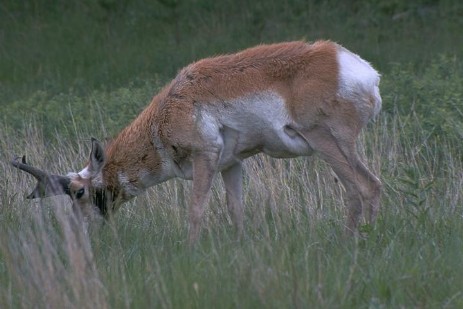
[11,156,21,166]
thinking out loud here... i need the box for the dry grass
[1,113,462,308]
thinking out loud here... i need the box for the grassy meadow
[1,0,463,308]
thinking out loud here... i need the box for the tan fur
[21,40,382,245]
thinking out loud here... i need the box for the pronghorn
[12,40,382,244]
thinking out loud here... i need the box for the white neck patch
[117,171,141,197]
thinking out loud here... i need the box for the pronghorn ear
[87,137,106,176]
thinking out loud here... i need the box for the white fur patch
[66,172,80,180]
[117,171,141,196]
[199,91,312,164]
[337,47,382,118]
[198,110,222,148]
[78,166,91,178]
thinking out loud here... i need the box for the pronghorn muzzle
[11,155,71,199]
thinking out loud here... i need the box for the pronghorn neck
[100,94,172,200]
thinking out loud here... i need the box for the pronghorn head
[12,138,114,218]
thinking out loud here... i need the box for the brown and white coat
[13,40,382,244]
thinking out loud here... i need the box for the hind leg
[301,126,381,233]
[352,159,381,224]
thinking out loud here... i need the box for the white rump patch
[337,47,382,118]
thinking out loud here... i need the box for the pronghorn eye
[75,188,85,199]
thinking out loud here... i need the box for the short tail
[371,83,382,119]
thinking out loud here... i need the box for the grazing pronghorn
[12,40,382,244]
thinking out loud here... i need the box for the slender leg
[301,126,381,234]
[221,162,244,237]
[330,134,382,225]
[188,151,219,246]
[349,158,381,224]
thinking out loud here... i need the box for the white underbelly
[214,91,313,164]
[172,91,314,179]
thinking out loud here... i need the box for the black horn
[11,156,71,199]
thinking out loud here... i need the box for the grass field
[1,112,463,308]
[1,0,462,308]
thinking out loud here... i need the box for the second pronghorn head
[12,138,117,218]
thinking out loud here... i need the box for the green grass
[2,1,462,139]
[1,112,462,308]
[1,0,462,101]
[1,0,463,308]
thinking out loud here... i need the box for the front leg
[188,151,220,246]
[221,162,244,238]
